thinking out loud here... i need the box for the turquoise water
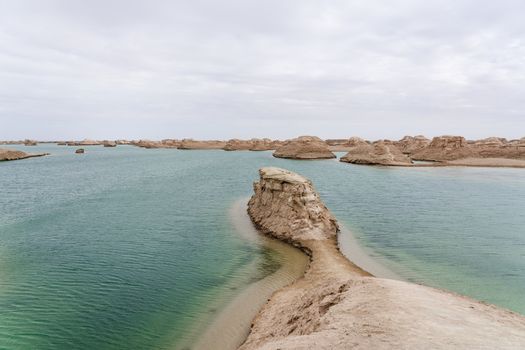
[1,145,524,349]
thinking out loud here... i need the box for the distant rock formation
[326,137,369,151]
[222,138,283,151]
[24,139,37,146]
[340,141,412,166]
[250,139,283,151]
[75,148,85,154]
[0,148,48,161]
[132,139,180,149]
[394,135,430,155]
[223,139,255,151]
[240,167,525,350]
[411,136,476,161]
[273,136,336,159]
[102,141,117,147]
[178,139,227,150]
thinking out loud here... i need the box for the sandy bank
[240,167,525,349]
[179,200,308,350]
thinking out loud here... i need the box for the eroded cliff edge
[241,167,525,350]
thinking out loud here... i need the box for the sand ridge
[240,167,525,349]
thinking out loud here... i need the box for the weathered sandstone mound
[132,139,180,149]
[240,167,525,350]
[248,167,338,242]
[340,141,412,166]
[326,137,369,151]
[273,136,335,159]
[178,139,226,150]
[0,148,47,161]
[411,135,476,161]
[223,139,255,151]
[250,139,283,151]
[471,137,525,159]
[223,138,283,151]
[102,141,117,147]
[24,139,37,146]
[394,135,430,155]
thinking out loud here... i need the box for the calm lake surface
[1,145,524,349]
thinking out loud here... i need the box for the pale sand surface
[445,157,525,167]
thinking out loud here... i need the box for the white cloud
[0,0,524,140]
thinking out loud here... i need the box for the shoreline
[186,199,406,350]
[240,167,525,349]
[185,199,308,350]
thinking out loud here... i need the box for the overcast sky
[1,0,524,140]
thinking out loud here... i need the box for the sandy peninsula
[240,167,525,349]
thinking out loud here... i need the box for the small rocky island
[241,167,525,349]
[0,148,48,162]
[273,136,336,159]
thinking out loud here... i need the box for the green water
[1,145,524,349]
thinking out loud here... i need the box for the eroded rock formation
[411,135,476,161]
[273,136,336,159]
[340,141,412,166]
[177,139,226,150]
[0,148,48,161]
[326,137,369,151]
[241,167,525,350]
[394,135,430,155]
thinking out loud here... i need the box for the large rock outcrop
[394,135,430,155]
[411,136,476,161]
[0,148,47,161]
[471,137,525,159]
[273,136,336,159]
[240,167,525,350]
[340,141,412,166]
[248,167,338,242]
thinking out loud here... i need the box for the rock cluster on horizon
[273,136,336,159]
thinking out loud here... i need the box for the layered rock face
[273,136,336,159]
[340,141,412,166]
[411,135,476,161]
[394,135,430,155]
[248,167,338,242]
[241,167,525,350]
[0,148,47,161]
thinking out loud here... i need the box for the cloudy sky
[1,0,524,140]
